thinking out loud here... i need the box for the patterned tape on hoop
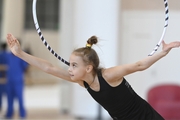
[32,0,70,66]
[148,0,169,56]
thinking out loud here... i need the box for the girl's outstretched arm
[6,33,71,81]
[104,40,180,83]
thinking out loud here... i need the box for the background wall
[120,0,180,99]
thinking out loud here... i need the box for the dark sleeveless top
[83,71,164,120]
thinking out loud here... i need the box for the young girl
[6,33,180,120]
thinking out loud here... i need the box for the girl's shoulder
[101,68,124,87]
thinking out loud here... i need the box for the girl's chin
[70,75,82,82]
[71,77,80,82]
[70,76,76,81]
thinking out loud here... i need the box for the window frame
[24,0,60,30]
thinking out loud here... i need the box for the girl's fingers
[6,35,11,45]
[174,41,180,47]
[12,34,16,40]
[6,33,16,48]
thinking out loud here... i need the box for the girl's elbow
[136,62,148,71]
[43,66,52,74]
[139,65,150,71]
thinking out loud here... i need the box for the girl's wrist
[15,50,23,57]
[161,51,168,57]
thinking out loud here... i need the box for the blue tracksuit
[0,50,8,111]
[5,52,28,118]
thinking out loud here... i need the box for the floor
[0,84,77,120]
[0,109,76,120]
[0,83,111,120]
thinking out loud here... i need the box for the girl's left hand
[162,40,180,54]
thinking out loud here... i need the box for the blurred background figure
[0,42,8,116]
[4,41,29,119]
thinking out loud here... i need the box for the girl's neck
[84,73,96,87]
[89,76,96,87]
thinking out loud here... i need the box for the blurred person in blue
[3,41,29,119]
[0,43,8,114]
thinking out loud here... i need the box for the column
[2,0,25,41]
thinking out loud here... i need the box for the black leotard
[83,71,164,120]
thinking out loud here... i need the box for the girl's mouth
[69,73,74,77]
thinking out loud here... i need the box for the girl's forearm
[17,50,54,73]
[15,50,71,81]
[138,51,167,70]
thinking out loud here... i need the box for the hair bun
[87,36,98,46]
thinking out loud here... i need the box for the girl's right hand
[6,33,22,56]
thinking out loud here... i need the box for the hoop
[32,0,169,62]
[148,0,169,56]
[32,0,70,66]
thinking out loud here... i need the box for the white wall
[120,10,180,99]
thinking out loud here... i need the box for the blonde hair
[73,36,100,75]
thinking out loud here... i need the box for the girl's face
[68,53,87,81]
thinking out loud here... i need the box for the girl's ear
[86,65,93,73]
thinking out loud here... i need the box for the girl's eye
[72,64,76,67]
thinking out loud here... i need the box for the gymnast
[6,33,180,120]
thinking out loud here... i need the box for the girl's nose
[68,67,71,72]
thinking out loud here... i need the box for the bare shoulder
[101,68,124,87]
